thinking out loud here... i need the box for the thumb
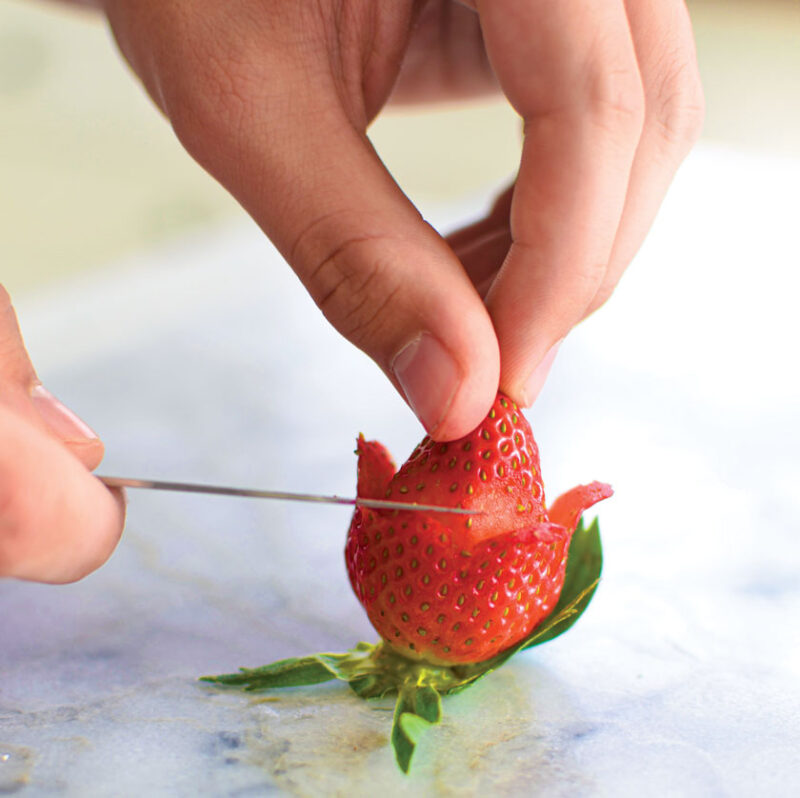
[195,117,498,439]
[143,44,500,439]
[0,286,104,469]
[274,125,501,440]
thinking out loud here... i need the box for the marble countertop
[2,147,799,796]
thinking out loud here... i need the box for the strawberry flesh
[355,434,396,500]
[387,395,546,541]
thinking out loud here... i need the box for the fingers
[447,185,513,297]
[585,0,704,314]
[0,405,126,583]
[107,1,500,439]
[476,0,702,405]
[390,0,497,104]
[0,286,125,582]
[0,285,104,468]
[0,285,37,388]
[29,385,106,469]
[478,0,646,405]
[103,0,702,435]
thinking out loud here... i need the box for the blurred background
[2,0,800,295]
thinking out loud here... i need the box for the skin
[2,0,703,581]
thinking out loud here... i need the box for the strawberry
[345,393,611,664]
[206,392,611,773]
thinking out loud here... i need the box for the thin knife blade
[98,476,479,515]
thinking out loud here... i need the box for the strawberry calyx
[202,516,603,773]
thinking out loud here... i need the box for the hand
[0,287,125,582]
[100,0,703,439]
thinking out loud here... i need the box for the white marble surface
[2,146,799,796]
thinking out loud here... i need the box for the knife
[98,476,479,515]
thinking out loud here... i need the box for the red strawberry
[345,393,611,665]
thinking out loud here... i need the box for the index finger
[478,0,645,404]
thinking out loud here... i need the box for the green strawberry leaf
[391,685,442,772]
[412,684,443,724]
[200,655,338,690]
[391,695,417,773]
[524,515,602,648]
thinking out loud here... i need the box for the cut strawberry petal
[502,521,570,546]
[469,519,569,549]
[355,436,397,500]
[548,481,613,534]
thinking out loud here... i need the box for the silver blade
[98,476,479,515]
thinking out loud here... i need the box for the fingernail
[30,384,99,442]
[392,333,461,434]
[522,340,562,406]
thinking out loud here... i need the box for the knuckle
[303,233,406,350]
[572,264,608,304]
[586,64,646,134]
[167,54,255,157]
[588,282,614,315]
[581,29,645,134]
[567,260,611,314]
[152,13,271,166]
[651,58,705,151]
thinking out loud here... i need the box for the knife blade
[98,476,480,515]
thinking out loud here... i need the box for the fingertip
[106,484,128,527]
[30,384,100,444]
[423,335,500,442]
[518,339,562,408]
[392,333,462,438]
[42,479,127,585]
[0,407,126,584]
[430,382,497,442]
